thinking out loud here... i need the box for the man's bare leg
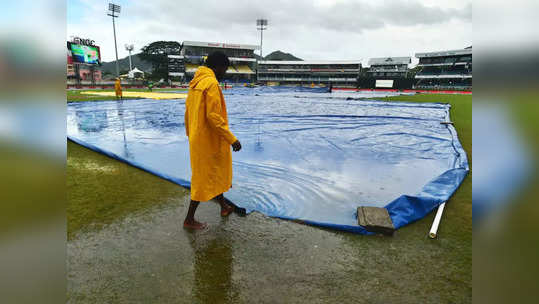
[216,194,234,217]
[183,200,207,229]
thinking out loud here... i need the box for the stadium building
[367,57,411,78]
[414,47,472,90]
[257,60,361,87]
[358,57,412,89]
[168,41,258,83]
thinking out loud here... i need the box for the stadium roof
[259,60,362,65]
[415,47,472,58]
[368,57,411,66]
[183,41,259,50]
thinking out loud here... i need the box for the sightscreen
[376,79,394,88]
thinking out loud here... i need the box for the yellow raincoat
[185,67,237,201]
[114,79,122,98]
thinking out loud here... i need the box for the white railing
[415,74,472,79]
[258,77,357,82]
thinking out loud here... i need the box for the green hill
[261,50,302,61]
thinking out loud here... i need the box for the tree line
[139,41,182,81]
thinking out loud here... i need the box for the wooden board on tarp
[357,206,395,236]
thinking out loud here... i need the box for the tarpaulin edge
[68,135,378,234]
[67,136,192,189]
[384,103,470,229]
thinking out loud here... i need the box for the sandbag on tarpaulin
[67,90,468,234]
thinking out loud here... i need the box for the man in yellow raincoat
[183,51,242,229]
[114,78,122,99]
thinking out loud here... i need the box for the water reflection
[188,232,237,304]
[116,100,131,158]
[254,118,264,152]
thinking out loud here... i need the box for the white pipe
[429,202,446,239]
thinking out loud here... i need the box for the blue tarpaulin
[67,88,468,234]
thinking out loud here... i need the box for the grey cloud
[70,0,471,61]
[129,0,471,34]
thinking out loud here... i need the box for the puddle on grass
[68,196,470,303]
[67,196,354,303]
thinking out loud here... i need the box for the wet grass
[67,92,472,303]
[67,141,189,240]
[67,90,139,102]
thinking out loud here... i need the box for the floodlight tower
[125,44,134,71]
[256,19,268,58]
[108,3,121,77]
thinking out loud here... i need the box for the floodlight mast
[108,3,121,77]
[125,44,134,71]
[256,19,268,84]
[256,19,268,58]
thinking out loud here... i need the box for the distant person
[183,51,242,230]
[328,83,333,93]
[114,78,122,99]
[148,81,154,92]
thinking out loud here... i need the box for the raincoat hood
[189,66,216,89]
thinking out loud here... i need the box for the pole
[429,202,446,239]
[112,14,119,77]
[128,49,132,71]
[259,25,264,84]
[256,19,267,84]
[260,27,263,58]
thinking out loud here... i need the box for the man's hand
[232,140,242,152]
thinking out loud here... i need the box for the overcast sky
[67,0,471,65]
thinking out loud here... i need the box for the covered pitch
[80,90,188,100]
[67,88,468,234]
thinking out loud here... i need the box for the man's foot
[183,220,207,230]
[220,203,234,217]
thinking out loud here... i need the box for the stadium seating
[236,65,254,74]
[414,47,472,90]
